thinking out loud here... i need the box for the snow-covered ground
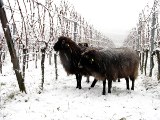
[0,54,160,120]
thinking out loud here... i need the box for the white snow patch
[0,55,160,120]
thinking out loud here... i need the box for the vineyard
[0,0,160,120]
[0,0,115,92]
[123,0,160,80]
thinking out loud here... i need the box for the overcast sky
[0,0,154,47]
[67,0,153,47]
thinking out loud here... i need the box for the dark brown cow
[53,36,97,89]
[79,48,140,95]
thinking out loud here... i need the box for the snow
[1,54,160,120]
[154,47,160,51]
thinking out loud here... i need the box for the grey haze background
[67,0,153,47]
[0,0,154,47]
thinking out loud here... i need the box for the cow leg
[86,75,90,83]
[130,76,135,90]
[118,78,120,82]
[75,74,82,89]
[102,80,106,95]
[75,74,79,88]
[90,79,98,88]
[108,80,112,93]
[125,77,130,90]
[78,75,82,89]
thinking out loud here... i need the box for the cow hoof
[102,92,106,95]
[89,87,92,90]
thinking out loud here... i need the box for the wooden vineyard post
[0,0,26,93]
[54,53,58,80]
[40,48,46,91]
[156,50,160,80]
[149,1,157,77]
[40,41,47,91]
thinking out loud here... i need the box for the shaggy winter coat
[79,48,140,95]
[54,36,96,89]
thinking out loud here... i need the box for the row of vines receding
[0,0,115,92]
[123,0,160,80]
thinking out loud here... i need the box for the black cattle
[54,36,97,89]
[79,48,140,95]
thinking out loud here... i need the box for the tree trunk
[0,3,26,93]
[149,52,155,77]
[0,52,2,73]
[40,48,46,90]
[2,51,5,61]
[141,51,144,74]
[149,6,156,77]
[139,52,142,72]
[26,49,29,69]
[49,51,52,65]
[144,50,149,76]
[35,51,38,68]
[54,53,58,80]
[156,50,160,80]
[22,47,27,79]
[74,22,77,42]
[32,46,35,61]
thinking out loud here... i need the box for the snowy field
[0,55,160,120]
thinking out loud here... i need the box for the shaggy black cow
[79,48,140,95]
[53,36,96,89]
[78,42,90,83]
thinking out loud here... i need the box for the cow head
[79,49,98,72]
[54,36,71,51]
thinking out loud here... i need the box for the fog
[67,0,153,47]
